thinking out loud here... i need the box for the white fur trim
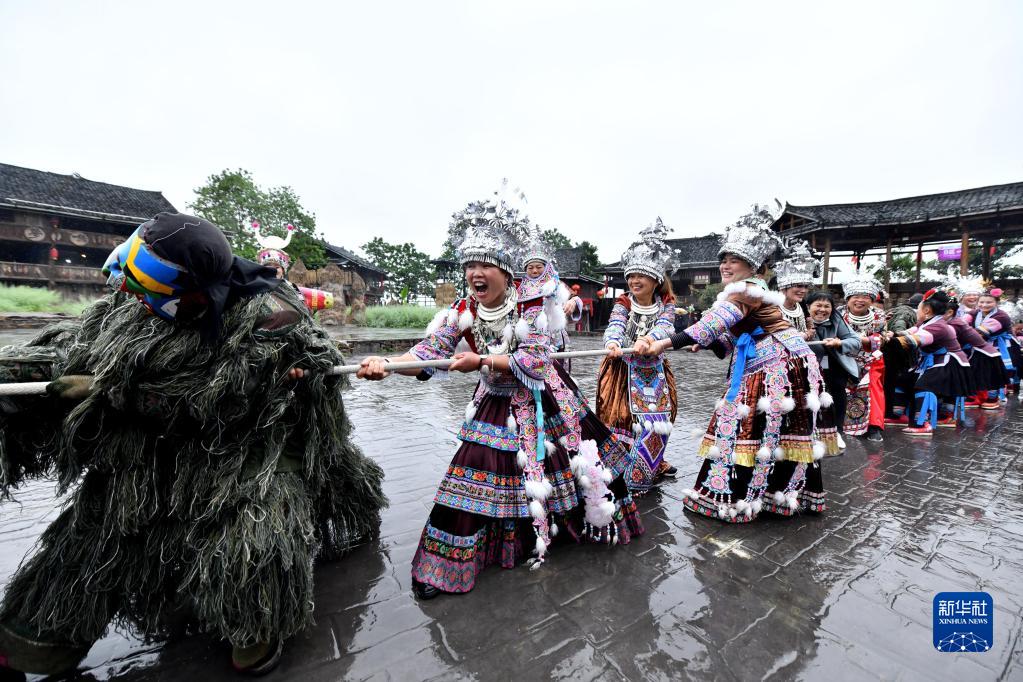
[502,323,514,346]
[535,537,547,556]
[545,439,557,454]
[773,446,785,461]
[773,491,786,505]
[708,445,721,457]
[446,308,458,327]
[682,488,699,500]
[724,282,747,295]
[763,291,787,307]
[600,468,613,484]
[632,422,643,436]
[524,480,549,501]
[529,500,546,520]
[578,474,592,490]
[715,399,726,411]
[643,419,653,432]
[458,310,473,331]
[717,505,729,519]
[426,309,447,335]
[805,392,821,413]
[716,292,727,301]
[756,446,772,462]
[549,306,567,333]
[737,403,751,419]
[540,279,557,298]
[535,311,549,331]
[569,454,585,477]
[812,441,826,460]
[820,391,834,408]
[751,499,763,514]
[507,414,517,430]
[599,500,616,517]
[728,508,738,519]
[555,283,571,305]
[515,318,531,341]
[454,337,471,354]
[517,449,527,469]
[787,496,799,510]
[464,402,477,422]
[781,396,796,413]
[757,396,772,413]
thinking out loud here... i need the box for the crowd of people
[1,189,1021,677]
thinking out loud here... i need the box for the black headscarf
[142,212,281,340]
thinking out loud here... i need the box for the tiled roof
[553,247,602,283]
[780,181,1023,229]
[0,162,176,222]
[323,243,389,275]
[601,234,722,271]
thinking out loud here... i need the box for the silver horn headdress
[717,204,784,270]
[621,217,680,284]
[449,179,532,274]
[775,239,819,289]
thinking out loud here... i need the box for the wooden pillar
[982,239,992,281]
[915,242,923,285]
[885,239,893,290]
[821,236,831,286]
[960,229,969,277]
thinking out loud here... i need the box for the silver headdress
[622,217,681,284]
[775,239,819,289]
[957,275,986,296]
[520,221,556,269]
[717,204,784,270]
[842,276,880,300]
[449,179,532,274]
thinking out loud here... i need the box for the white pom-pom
[515,318,530,341]
[728,508,738,519]
[820,391,834,408]
[502,323,514,345]
[550,523,559,537]
[549,306,567,332]
[653,421,669,435]
[718,505,729,519]
[446,308,458,327]
[578,474,592,490]
[773,446,785,461]
[517,449,528,469]
[734,500,748,513]
[737,403,751,419]
[536,311,549,331]
[632,422,643,435]
[757,396,772,413]
[555,283,571,304]
[545,439,557,454]
[690,428,705,438]
[426,309,448,335]
[781,396,796,413]
[805,392,821,413]
[715,399,726,411]
[569,455,585,477]
[787,495,799,510]
[529,500,546,520]
[751,499,763,514]
[643,419,653,432]
[682,488,699,500]
[708,445,721,457]
[756,446,772,462]
[458,310,473,331]
[535,537,547,556]
[812,441,826,460]
[773,491,786,505]
[507,414,517,430]
[464,402,476,422]
[540,279,557,297]
[599,500,616,517]
[525,480,549,501]
[558,435,570,448]
[600,468,613,484]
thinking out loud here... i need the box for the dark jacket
[812,311,861,379]
[887,304,918,333]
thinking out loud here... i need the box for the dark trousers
[823,365,849,435]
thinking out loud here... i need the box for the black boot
[865,425,884,442]
[412,580,442,600]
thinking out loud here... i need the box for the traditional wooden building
[772,181,1023,288]
[599,234,722,304]
[322,243,388,305]
[0,162,177,297]
[552,247,603,331]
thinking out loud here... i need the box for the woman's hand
[823,338,842,349]
[287,368,306,380]
[606,342,623,359]
[564,297,581,316]
[633,336,653,355]
[448,352,482,373]
[803,329,816,341]
[357,356,392,381]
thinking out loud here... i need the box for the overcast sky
[2,1,1022,266]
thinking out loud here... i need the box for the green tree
[697,283,724,309]
[189,169,327,269]
[362,237,434,303]
[541,228,572,250]
[575,240,602,279]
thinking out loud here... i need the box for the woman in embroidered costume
[942,288,1005,411]
[516,227,644,543]
[644,206,829,522]
[838,278,888,442]
[969,287,1022,400]
[357,185,634,600]
[886,290,972,435]
[0,213,385,678]
[596,218,680,496]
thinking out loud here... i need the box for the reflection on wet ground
[2,336,1022,680]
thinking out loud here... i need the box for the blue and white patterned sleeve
[603,302,628,349]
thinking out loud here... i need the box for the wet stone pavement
[3,336,1023,681]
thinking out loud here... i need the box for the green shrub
[0,285,95,315]
[364,305,438,329]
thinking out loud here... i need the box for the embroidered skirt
[683,342,826,523]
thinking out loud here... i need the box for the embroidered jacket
[603,294,675,350]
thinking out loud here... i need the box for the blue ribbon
[725,326,763,403]
[533,388,546,462]
[991,332,1014,369]
[916,347,946,374]
[914,391,938,428]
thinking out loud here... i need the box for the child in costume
[252,220,335,313]
[357,185,638,600]
[0,213,385,678]
[645,207,829,521]
[838,277,888,442]
[596,218,680,496]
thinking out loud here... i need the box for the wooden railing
[0,261,106,284]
